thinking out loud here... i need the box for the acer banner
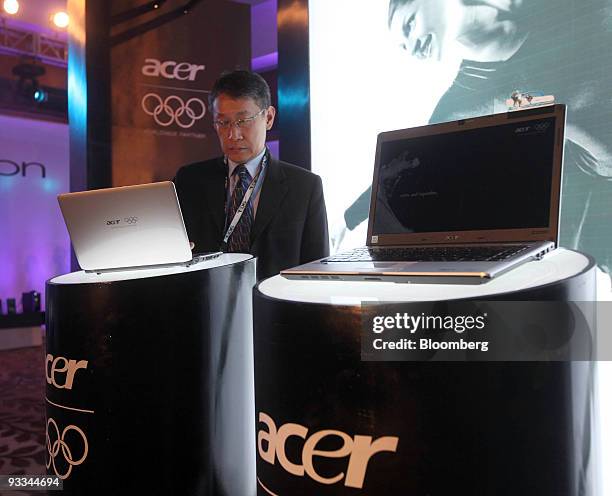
[110,0,250,186]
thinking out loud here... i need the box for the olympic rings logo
[534,122,550,132]
[46,418,89,480]
[124,216,138,224]
[141,93,206,129]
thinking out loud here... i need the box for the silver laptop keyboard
[324,245,530,263]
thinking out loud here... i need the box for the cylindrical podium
[253,249,598,495]
[45,254,256,496]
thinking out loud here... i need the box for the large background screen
[309,0,612,282]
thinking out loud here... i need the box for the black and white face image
[388,0,528,63]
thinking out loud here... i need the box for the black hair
[209,70,271,110]
[388,0,414,27]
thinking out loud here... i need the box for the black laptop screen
[373,116,557,235]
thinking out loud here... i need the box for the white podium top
[50,253,253,284]
[258,249,592,305]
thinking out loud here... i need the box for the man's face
[212,94,275,164]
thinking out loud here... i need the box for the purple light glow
[2,8,68,41]
[266,140,279,159]
[0,115,70,310]
[251,0,277,59]
[251,51,278,73]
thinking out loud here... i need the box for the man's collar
[227,147,267,177]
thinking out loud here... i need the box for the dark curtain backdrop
[110,0,250,186]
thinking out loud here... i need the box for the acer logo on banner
[141,58,205,81]
[257,412,399,489]
[0,159,46,178]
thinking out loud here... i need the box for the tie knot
[234,164,250,179]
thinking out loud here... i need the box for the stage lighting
[12,61,48,103]
[33,88,48,103]
[52,11,69,28]
[3,0,19,15]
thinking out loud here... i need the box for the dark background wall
[109,0,250,186]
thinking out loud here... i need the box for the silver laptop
[282,104,566,284]
[58,181,220,273]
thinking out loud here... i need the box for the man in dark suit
[174,70,329,280]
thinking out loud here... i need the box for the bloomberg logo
[0,159,46,178]
[141,58,205,81]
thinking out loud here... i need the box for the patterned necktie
[226,164,254,252]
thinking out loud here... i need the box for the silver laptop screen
[372,116,557,236]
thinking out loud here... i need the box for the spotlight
[51,11,69,28]
[33,88,48,103]
[12,61,48,103]
[3,0,19,15]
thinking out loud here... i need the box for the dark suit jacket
[174,156,329,280]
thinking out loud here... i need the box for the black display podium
[45,254,256,496]
[253,249,599,495]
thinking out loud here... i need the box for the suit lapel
[251,158,288,243]
[203,157,227,236]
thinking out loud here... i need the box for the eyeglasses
[213,108,265,131]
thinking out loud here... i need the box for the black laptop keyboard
[323,245,530,263]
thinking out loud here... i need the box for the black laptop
[282,104,566,284]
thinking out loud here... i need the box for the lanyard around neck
[221,149,269,249]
